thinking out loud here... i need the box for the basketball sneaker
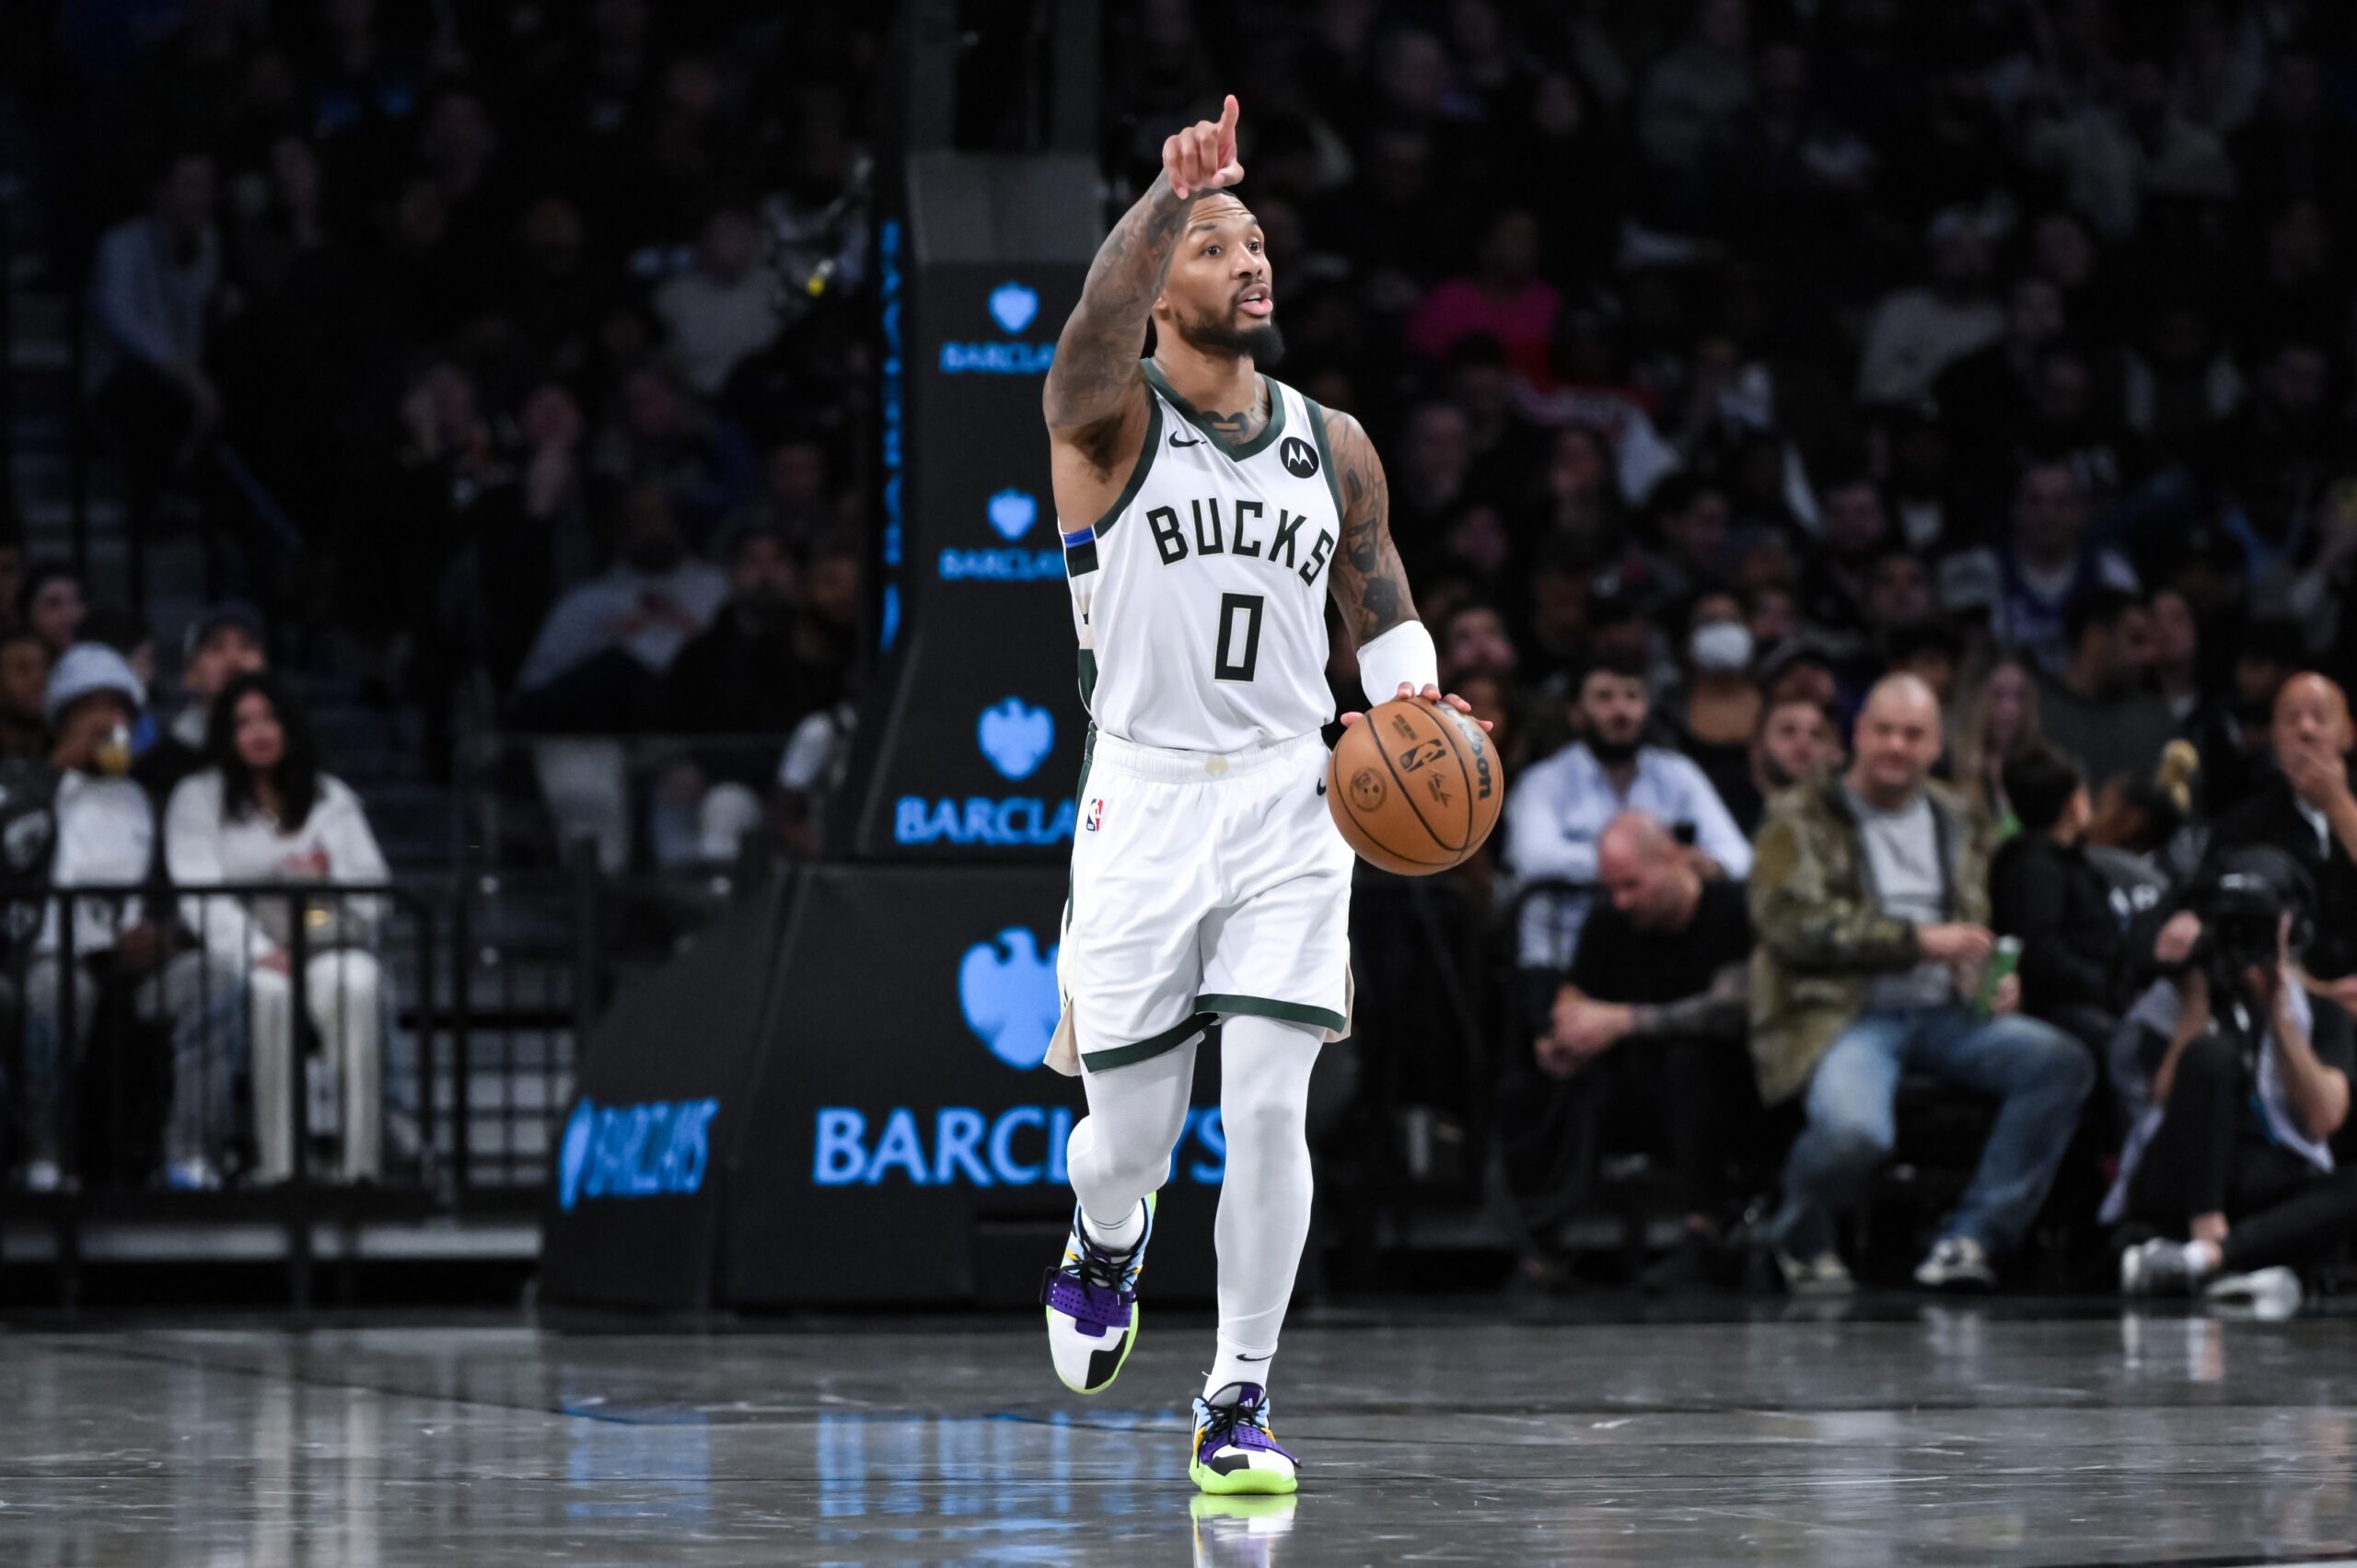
[1041,1193,1155,1394]
[1190,1384,1298,1495]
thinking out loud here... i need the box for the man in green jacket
[1750,675,2096,1293]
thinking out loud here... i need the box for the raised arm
[1044,96,1243,479]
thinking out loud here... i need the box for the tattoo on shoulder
[1324,408,1415,642]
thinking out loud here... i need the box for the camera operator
[2156,673,2357,1011]
[2112,847,2357,1302]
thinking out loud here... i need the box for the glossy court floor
[3,1306,2355,1565]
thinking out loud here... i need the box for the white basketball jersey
[1062,364,1343,752]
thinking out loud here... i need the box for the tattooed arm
[1322,407,1417,644]
[1326,407,1494,732]
[1044,97,1244,513]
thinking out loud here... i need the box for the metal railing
[0,877,598,1306]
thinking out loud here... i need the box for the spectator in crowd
[166,673,390,1185]
[1950,656,2044,826]
[18,566,86,658]
[136,601,266,801]
[1964,463,2140,672]
[662,526,826,734]
[2188,618,2305,819]
[655,206,783,398]
[1748,675,2095,1294]
[2113,848,2357,1306]
[1406,210,1559,386]
[1747,693,1843,829]
[88,149,224,483]
[1989,747,2125,1051]
[1535,812,1760,1292]
[1504,653,1752,978]
[1856,211,2004,407]
[1664,592,1761,830]
[17,645,245,1192]
[2146,587,2203,723]
[0,629,50,761]
[2037,588,2177,794]
[2201,673,2357,1001]
[513,484,729,732]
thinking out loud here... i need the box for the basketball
[1326,699,1504,876]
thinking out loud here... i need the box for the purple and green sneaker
[1040,1193,1155,1394]
[1190,1384,1298,1495]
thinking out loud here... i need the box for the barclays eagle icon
[987,489,1039,540]
[978,697,1054,780]
[959,928,1061,1069]
[989,282,1039,334]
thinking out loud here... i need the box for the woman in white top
[165,673,391,1182]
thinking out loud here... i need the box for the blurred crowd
[20,0,2357,1277]
[44,0,876,856]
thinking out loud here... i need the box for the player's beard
[1171,306,1285,366]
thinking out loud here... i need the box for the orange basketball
[1326,699,1504,876]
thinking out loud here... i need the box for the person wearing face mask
[513,483,729,731]
[12,645,246,1192]
[1665,593,1762,831]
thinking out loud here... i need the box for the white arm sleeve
[1356,621,1439,707]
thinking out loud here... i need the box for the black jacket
[1989,833,2126,1016]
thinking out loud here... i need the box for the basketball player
[1037,95,1483,1495]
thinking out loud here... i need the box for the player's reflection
[1190,1493,1297,1568]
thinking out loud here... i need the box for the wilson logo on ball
[1349,769,1386,810]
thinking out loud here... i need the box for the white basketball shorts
[1048,727,1354,1074]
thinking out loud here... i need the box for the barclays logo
[938,490,1060,583]
[941,281,1056,376]
[556,1095,720,1213]
[989,282,1039,334]
[979,697,1054,781]
[988,489,1039,540]
[893,795,1074,846]
[959,928,1060,1069]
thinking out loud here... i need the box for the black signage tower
[832,0,1104,861]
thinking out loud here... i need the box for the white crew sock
[1204,1338,1277,1403]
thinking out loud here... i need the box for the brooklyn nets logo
[1280,436,1318,479]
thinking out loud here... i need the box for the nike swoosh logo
[1169,433,1203,447]
[1315,777,1327,796]
[1237,1352,1271,1362]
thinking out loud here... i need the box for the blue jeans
[1772,1006,2095,1261]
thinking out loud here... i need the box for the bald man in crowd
[1749,675,2095,1295]
[1527,811,1760,1292]
[2204,673,2357,1007]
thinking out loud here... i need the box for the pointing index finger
[1218,94,1239,136]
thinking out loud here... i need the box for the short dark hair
[1576,649,1650,694]
[2003,746,2084,833]
[2064,587,2141,650]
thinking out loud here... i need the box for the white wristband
[1357,621,1439,707]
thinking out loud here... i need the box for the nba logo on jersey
[1084,797,1104,831]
